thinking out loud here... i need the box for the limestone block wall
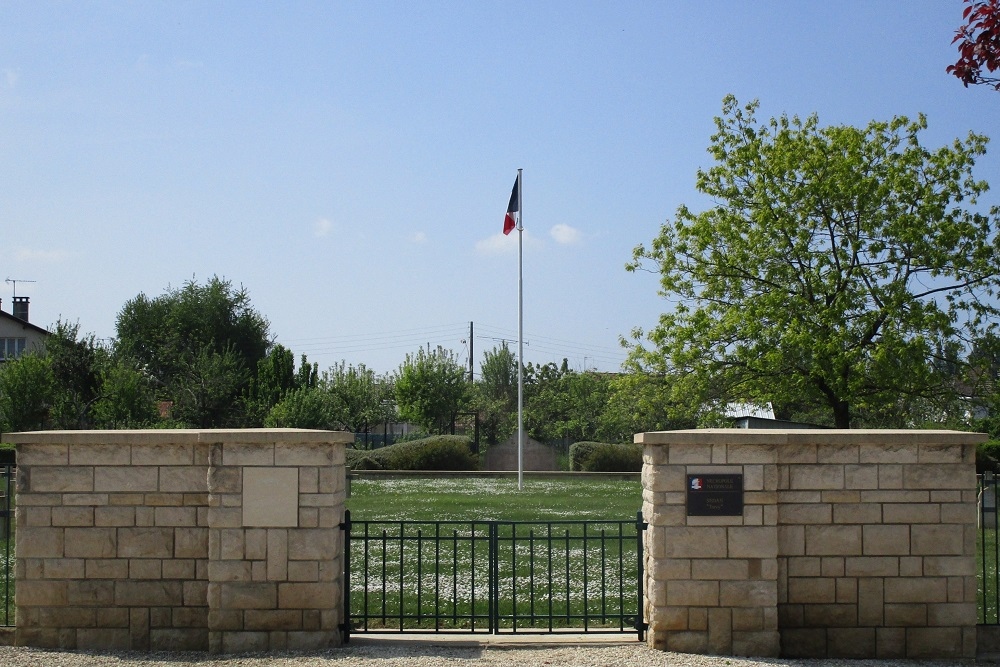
[638,429,984,660]
[5,429,351,653]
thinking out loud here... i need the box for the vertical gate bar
[381,529,388,625]
[399,521,406,632]
[583,522,589,631]
[490,522,498,633]
[564,529,571,623]
[4,465,10,627]
[637,510,646,641]
[601,527,607,623]
[511,524,518,632]
[417,529,423,625]
[471,523,477,630]
[983,473,1000,623]
[435,522,441,630]
[618,521,625,630]
[547,522,553,632]
[341,509,351,643]
[983,474,989,623]
[363,522,370,631]
[453,530,459,624]
[529,529,535,626]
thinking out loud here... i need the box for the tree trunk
[833,401,851,428]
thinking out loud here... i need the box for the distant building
[723,401,826,430]
[0,297,49,362]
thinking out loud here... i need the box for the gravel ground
[0,643,978,667]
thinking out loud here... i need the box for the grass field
[345,475,643,522]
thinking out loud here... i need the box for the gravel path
[0,643,975,667]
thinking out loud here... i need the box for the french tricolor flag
[503,174,520,235]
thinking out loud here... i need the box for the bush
[345,448,385,470]
[978,440,1000,473]
[569,441,642,472]
[346,435,477,471]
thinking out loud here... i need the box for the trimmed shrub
[345,449,385,470]
[570,441,642,472]
[569,441,600,471]
[346,435,477,471]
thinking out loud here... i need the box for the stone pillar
[7,428,351,653]
[638,429,984,660]
[206,430,349,653]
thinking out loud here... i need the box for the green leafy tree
[523,361,613,443]
[395,347,470,434]
[475,344,518,445]
[91,359,159,428]
[245,344,314,426]
[0,353,55,431]
[45,320,103,428]
[599,371,698,441]
[628,97,1000,427]
[115,276,271,427]
[296,355,319,390]
[264,386,343,430]
[322,361,394,433]
[170,346,248,427]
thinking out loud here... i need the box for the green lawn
[345,475,643,522]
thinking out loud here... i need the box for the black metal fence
[0,464,13,627]
[981,472,1000,623]
[341,511,646,641]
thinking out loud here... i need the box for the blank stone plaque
[242,467,299,527]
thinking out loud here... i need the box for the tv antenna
[5,278,36,298]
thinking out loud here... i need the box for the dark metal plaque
[686,474,744,516]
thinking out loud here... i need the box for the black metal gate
[340,511,647,641]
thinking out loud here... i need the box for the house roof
[723,402,775,420]
[0,309,50,337]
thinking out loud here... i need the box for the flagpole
[516,168,524,491]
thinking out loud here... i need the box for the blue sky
[2,2,999,376]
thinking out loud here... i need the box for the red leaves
[948,0,1000,91]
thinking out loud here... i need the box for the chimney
[12,297,29,322]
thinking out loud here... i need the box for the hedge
[346,435,477,471]
[569,441,642,472]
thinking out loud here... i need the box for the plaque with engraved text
[686,473,744,516]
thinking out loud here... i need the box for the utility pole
[468,321,474,382]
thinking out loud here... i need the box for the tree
[395,347,469,434]
[321,362,393,434]
[475,344,518,445]
[245,345,311,426]
[599,371,698,441]
[523,361,613,443]
[91,359,159,428]
[264,387,343,430]
[115,276,271,426]
[45,320,102,429]
[627,97,1000,428]
[0,353,55,432]
[169,346,249,428]
[948,0,1000,90]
